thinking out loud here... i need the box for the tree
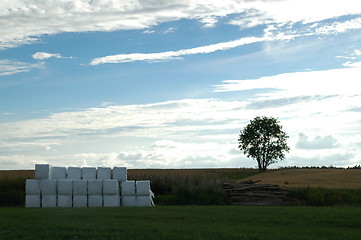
[238,116,290,172]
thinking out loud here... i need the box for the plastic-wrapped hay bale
[67,167,81,179]
[40,179,57,195]
[103,180,119,195]
[121,196,136,206]
[103,195,119,207]
[35,164,49,179]
[121,181,135,196]
[73,180,88,195]
[57,179,73,195]
[50,167,67,179]
[97,167,111,180]
[88,179,103,195]
[136,196,153,207]
[42,195,57,208]
[73,195,87,207]
[26,195,41,208]
[26,179,40,195]
[136,180,151,196]
[82,167,96,180]
[57,195,72,207]
[112,167,127,182]
[88,195,103,207]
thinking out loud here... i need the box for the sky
[1,0,361,170]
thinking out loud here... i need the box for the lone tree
[238,116,290,172]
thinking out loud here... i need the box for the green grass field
[0,206,360,240]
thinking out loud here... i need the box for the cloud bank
[1,66,360,169]
[1,0,361,50]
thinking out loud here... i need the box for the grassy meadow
[1,206,361,240]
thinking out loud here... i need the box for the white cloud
[143,30,155,34]
[315,17,361,35]
[32,52,74,60]
[343,61,361,67]
[1,0,361,50]
[0,59,43,76]
[296,133,339,149]
[213,67,361,97]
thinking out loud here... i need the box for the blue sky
[1,0,361,169]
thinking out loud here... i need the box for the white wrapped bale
[73,180,88,195]
[35,164,49,179]
[103,195,119,207]
[26,195,41,208]
[121,196,136,207]
[103,180,119,195]
[67,167,82,179]
[57,179,73,195]
[82,167,96,179]
[57,195,72,207]
[40,179,57,195]
[26,179,40,195]
[73,195,87,207]
[112,167,127,182]
[136,180,151,196]
[136,196,153,207]
[42,195,57,208]
[121,181,135,196]
[97,167,111,180]
[50,167,67,179]
[88,195,103,207]
[87,179,103,195]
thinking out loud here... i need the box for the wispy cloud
[90,36,267,65]
[32,52,75,60]
[90,13,361,65]
[0,59,43,76]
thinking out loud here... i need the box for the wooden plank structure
[223,181,295,206]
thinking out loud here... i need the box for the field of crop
[0,170,34,180]
[0,206,360,240]
[241,168,361,189]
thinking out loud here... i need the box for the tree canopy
[238,116,290,172]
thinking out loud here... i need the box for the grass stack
[25,164,154,208]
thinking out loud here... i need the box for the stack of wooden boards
[223,181,295,206]
[25,164,154,208]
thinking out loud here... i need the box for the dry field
[241,168,361,189]
[0,170,34,180]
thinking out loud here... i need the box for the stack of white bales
[25,164,154,208]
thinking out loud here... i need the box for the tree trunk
[257,159,262,172]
